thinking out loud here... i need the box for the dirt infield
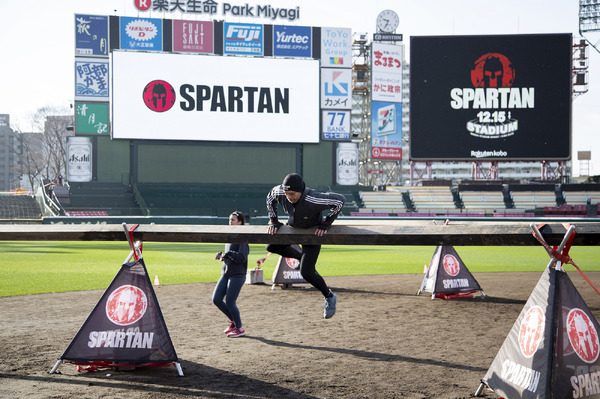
[1,271,600,398]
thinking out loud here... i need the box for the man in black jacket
[266,173,345,318]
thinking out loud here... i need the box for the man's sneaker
[227,328,246,338]
[224,321,236,334]
[323,292,338,319]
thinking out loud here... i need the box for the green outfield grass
[0,241,598,297]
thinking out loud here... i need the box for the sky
[0,0,598,176]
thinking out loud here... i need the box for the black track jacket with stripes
[266,185,346,228]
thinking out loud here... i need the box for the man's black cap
[282,173,305,192]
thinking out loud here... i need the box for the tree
[13,106,74,190]
[15,132,44,191]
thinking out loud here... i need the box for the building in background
[0,114,22,191]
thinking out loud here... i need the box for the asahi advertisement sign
[112,51,319,142]
[336,142,358,185]
[410,34,572,161]
[66,136,92,182]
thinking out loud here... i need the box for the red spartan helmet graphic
[105,285,148,326]
[567,308,600,363]
[285,257,299,269]
[143,80,176,112]
[152,83,167,109]
[442,254,460,276]
[518,306,545,358]
[471,53,516,88]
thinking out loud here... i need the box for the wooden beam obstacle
[0,220,599,246]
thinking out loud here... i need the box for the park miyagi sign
[133,0,301,22]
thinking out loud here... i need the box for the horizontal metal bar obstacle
[0,220,599,246]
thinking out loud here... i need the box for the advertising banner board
[66,136,93,182]
[172,20,213,54]
[75,102,109,135]
[75,14,109,56]
[273,25,311,58]
[371,101,402,160]
[112,51,319,143]
[320,27,352,68]
[371,42,403,103]
[120,17,163,51]
[75,58,109,101]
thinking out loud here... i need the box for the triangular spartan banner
[59,258,178,365]
[418,246,483,297]
[272,245,307,286]
[481,266,600,398]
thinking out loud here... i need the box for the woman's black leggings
[266,243,330,297]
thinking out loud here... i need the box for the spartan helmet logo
[105,285,148,326]
[567,308,600,363]
[442,254,460,276]
[482,56,503,88]
[518,306,545,358]
[152,83,167,108]
[471,52,516,88]
[143,80,176,112]
[285,257,300,270]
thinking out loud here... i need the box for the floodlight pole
[579,0,600,54]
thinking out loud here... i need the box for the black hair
[231,211,245,225]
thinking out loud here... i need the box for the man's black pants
[266,243,330,297]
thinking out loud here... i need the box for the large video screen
[409,33,572,161]
[112,51,319,143]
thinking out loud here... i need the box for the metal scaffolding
[351,32,403,187]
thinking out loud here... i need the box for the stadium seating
[64,210,109,216]
[456,183,507,213]
[492,211,535,218]
[563,191,600,204]
[406,186,457,213]
[459,191,506,212]
[358,190,407,213]
[508,184,558,212]
[350,211,394,217]
[34,180,600,220]
[445,210,486,217]
[136,183,274,218]
[560,183,600,206]
[510,191,558,211]
[64,182,143,216]
[326,185,361,214]
[0,194,42,220]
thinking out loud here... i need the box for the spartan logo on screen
[450,52,534,141]
[143,80,176,112]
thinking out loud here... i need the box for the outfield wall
[94,136,335,187]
